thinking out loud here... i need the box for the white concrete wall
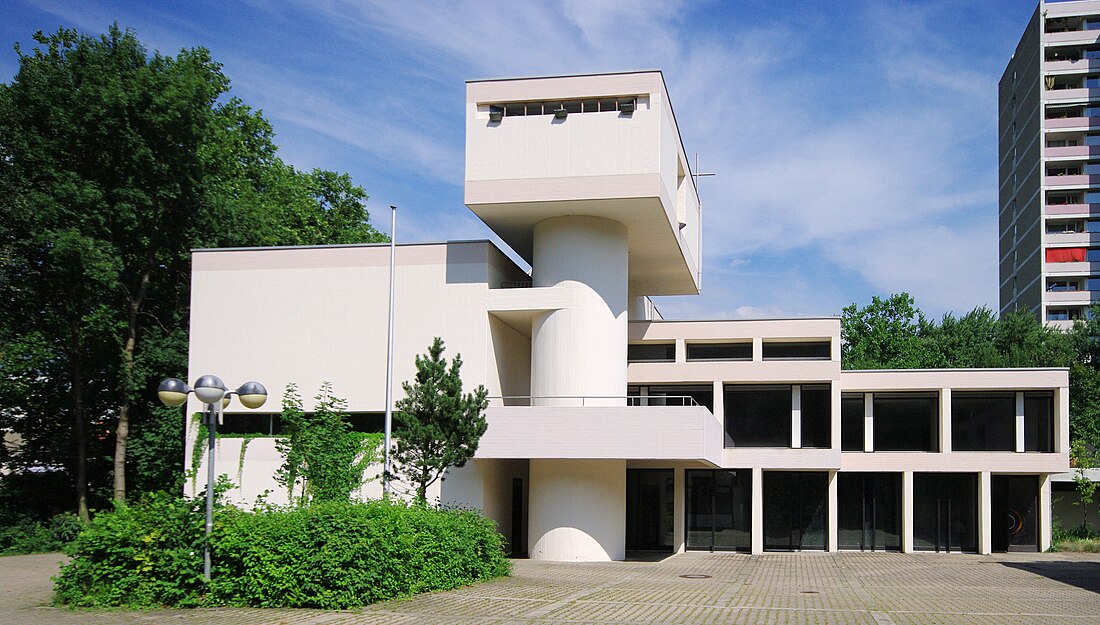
[531,216,627,405]
[528,459,626,561]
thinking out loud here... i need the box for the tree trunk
[113,268,151,502]
[70,343,89,522]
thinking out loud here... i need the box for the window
[1048,308,1072,321]
[627,343,675,363]
[220,413,281,435]
[724,385,791,447]
[1047,220,1083,234]
[1047,280,1081,292]
[1024,392,1055,453]
[686,342,752,361]
[872,393,939,452]
[219,412,382,435]
[761,341,830,360]
[800,384,831,448]
[841,394,865,451]
[1047,165,1082,176]
[951,392,1015,452]
[488,96,639,118]
[628,385,713,411]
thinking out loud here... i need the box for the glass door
[992,475,1039,552]
[686,469,751,551]
[763,471,828,551]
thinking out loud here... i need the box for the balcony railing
[487,395,700,407]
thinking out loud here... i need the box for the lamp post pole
[202,400,217,581]
[158,376,267,582]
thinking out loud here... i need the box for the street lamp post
[158,376,267,582]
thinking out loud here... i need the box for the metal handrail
[486,395,700,407]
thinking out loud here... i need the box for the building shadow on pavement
[1000,561,1100,594]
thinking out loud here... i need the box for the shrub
[209,500,510,608]
[53,493,207,607]
[53,496,510,609]
[0,513,84,556]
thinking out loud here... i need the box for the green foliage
[0,513,83,555]
[0,24,385,518]
[841,294,1074,371]
[53,493,207,607]
[53,497,510,609]
[1072,440,1100,532]
[275,383,377,504]
[208,500,510,608]
[841,294,932,370]
[394,338,489,502]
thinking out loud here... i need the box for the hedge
[53,495,511,609]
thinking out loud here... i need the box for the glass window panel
[627,343,675,362]
[686,342,752,361]
[762,341,830,360]
[800,385,831,448]
[951,392,1016,451]
[724,385,791,447]
[504,102,525,116]
[581,99,599,112]
[219,413,277,435]
[1024,392,1054,452]
[873,393,938,452]
[525,102,544,116]
[598,98,617,111]
[563,100,582,113]
[841,394,865,451]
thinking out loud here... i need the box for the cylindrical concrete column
[528,459,625,561]
[530,216,628,406]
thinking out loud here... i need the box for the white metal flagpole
[383,205,397,498]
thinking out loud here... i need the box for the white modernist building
[187,71,1069,560]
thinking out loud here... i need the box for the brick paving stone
[3,551,1100,624]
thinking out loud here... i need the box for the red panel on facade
[1046,247,1086,263]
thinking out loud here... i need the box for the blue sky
[0,0,1041,320]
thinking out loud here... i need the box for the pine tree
[393,338,489,503]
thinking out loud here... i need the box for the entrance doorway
[764,471,828,550]
[626,469,674,552]
[913,473,978,552]
[838,472,901,551]
[685,469,751,551]
[992,475,1039,552]
[510,478,526,557]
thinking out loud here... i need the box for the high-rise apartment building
[1001,0,1100,326]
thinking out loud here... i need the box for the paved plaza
[3,550,1100,624]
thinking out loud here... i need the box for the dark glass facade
[800,385,831,448]
[992,475,1039,552]
[724,385,791,447]
[841,394,865,451]
[685,469,751,551]
[838,473,901,551]
[952,392,1016,451]
[913,473,978,552]
[763,471,828,551]
[873,393,939,452]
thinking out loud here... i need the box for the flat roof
[466,69,664,84]
[191,238,506,254]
